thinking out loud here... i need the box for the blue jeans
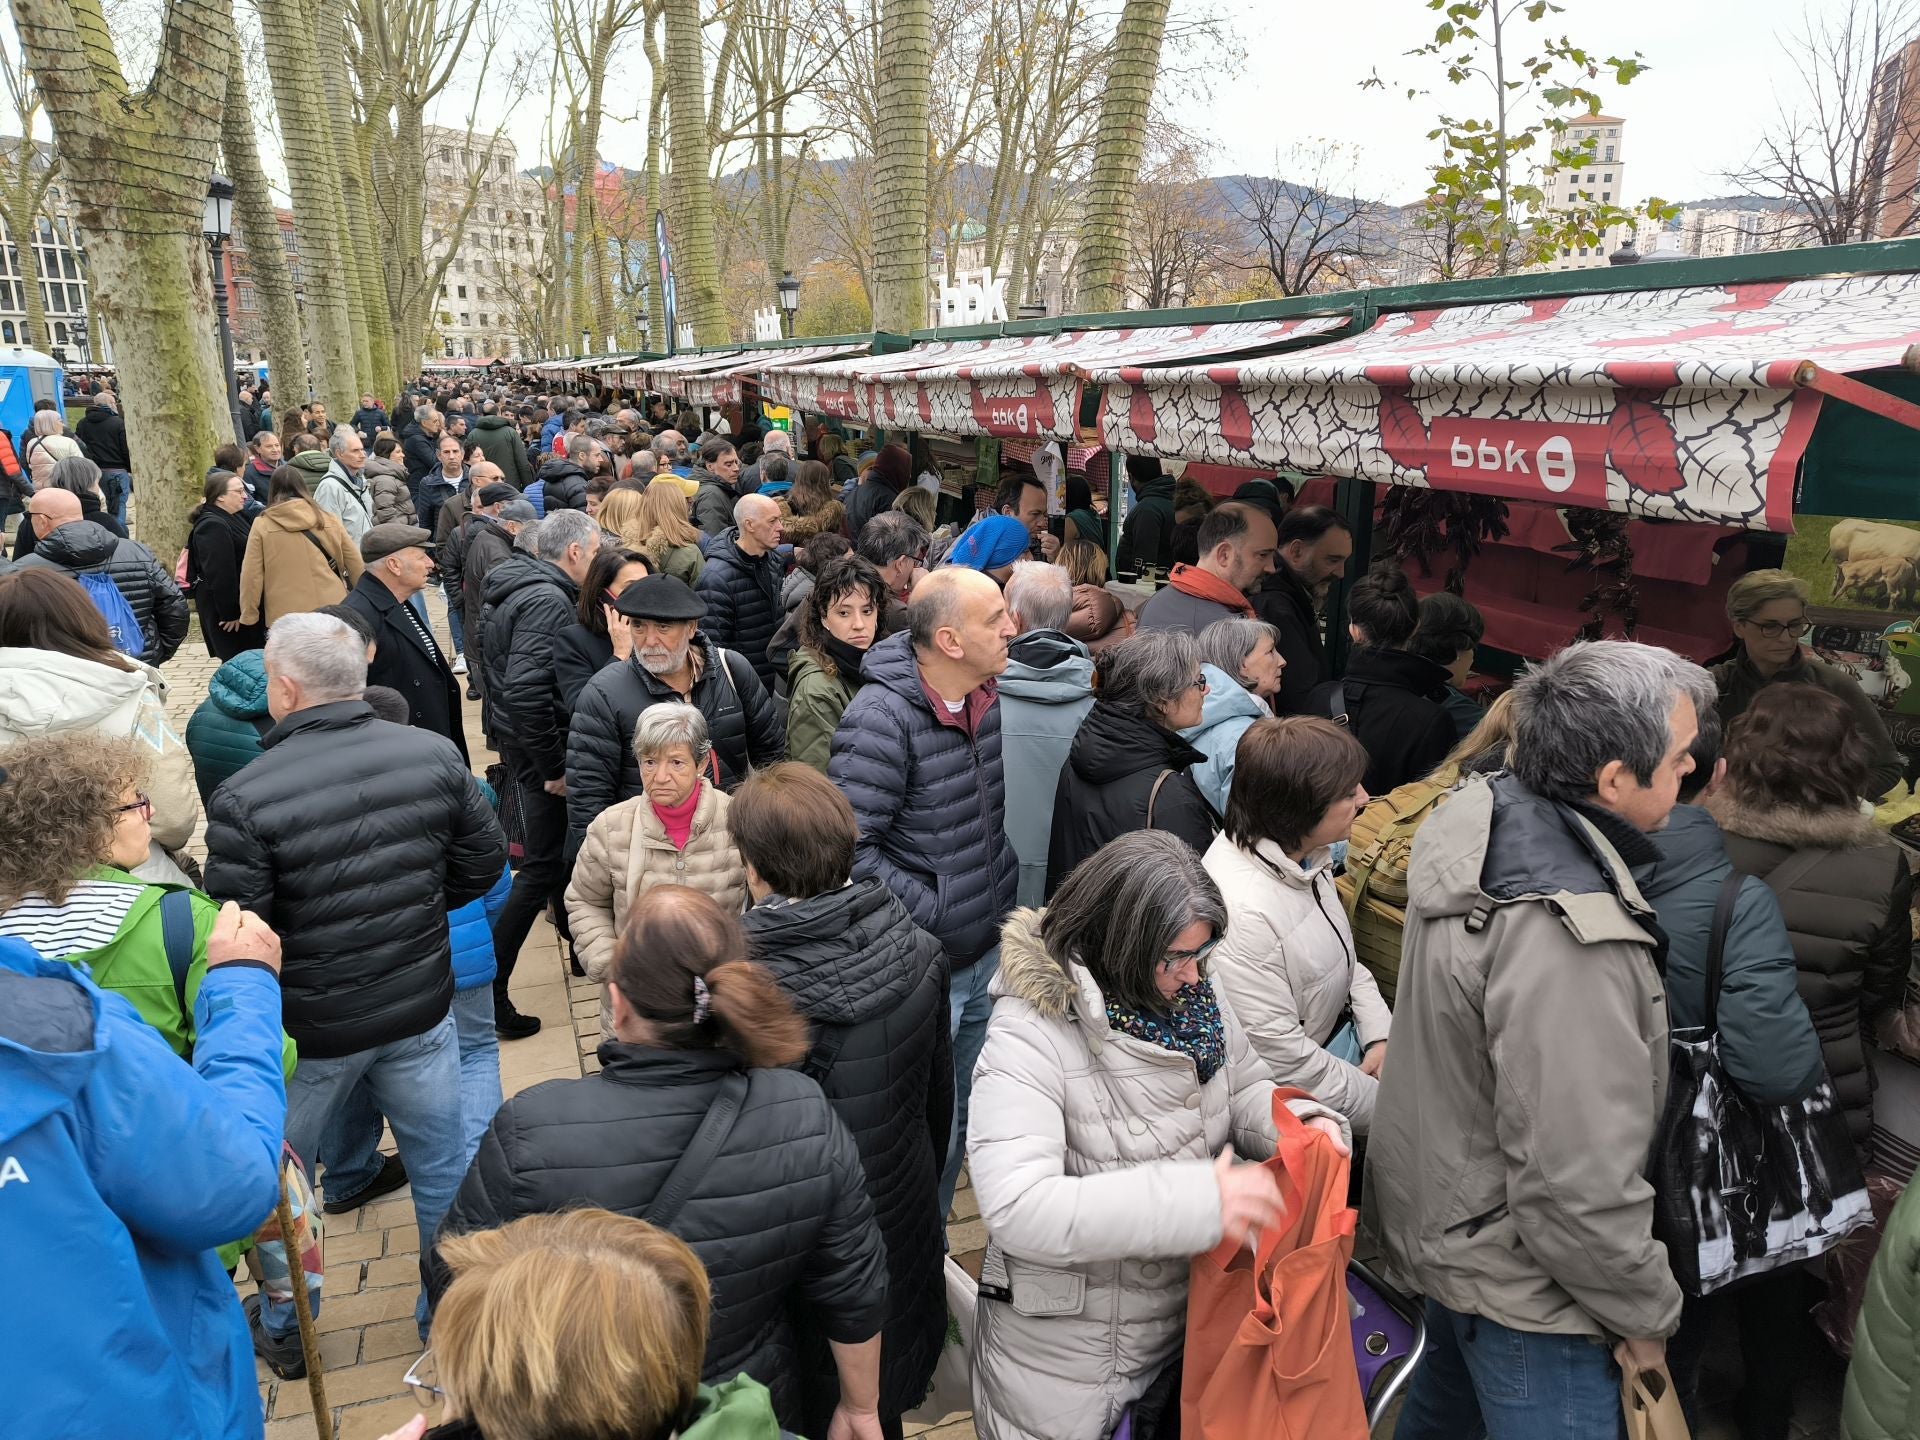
[939,945,999,1221]
[1394,1300,1625,1440]
[315,1078,386,1202]
[99,469,129,528]
[268,1015,467,1340]
[450,984,502,1163]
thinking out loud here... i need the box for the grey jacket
[1365,773,1684,1343]
[996,631,1095,906]
[1133,584,1242,635]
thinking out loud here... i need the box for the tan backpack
[1336,774,1456,1007]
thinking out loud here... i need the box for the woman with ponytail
[430,884,890,1440]
[1307,560,1457,794]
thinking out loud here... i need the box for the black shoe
[244,1293,307,1380]
[496,998,542,1039]
[466,681,481,701]
[322,1152,409,1215]
[569,945,586,979]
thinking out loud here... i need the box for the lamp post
[1016,300,1047,321]
[202,175,247,444]
[776,269,800,337]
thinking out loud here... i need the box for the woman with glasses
[0,732,293,1077]
[1047,628,1220,895]
[966,831,1350,1440]
[392,1211,799,1440]
[1713,568,1901,799]
[1202,716,1390,1135]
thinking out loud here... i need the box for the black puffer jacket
[843,476,900,541]
[431,1044,890,1432]
[1308,645,1457,796]
[695,529,784,689]
[537,457,589,513]
[478,553,579,781]
[401,424,440,490]
[742,881,953,1419]
[14,520,189,665]
[1048,700,1218,893]
[1254,560,1329,716]
[1706,790,1914,1156]
[74,402,131,471]
[203,700,506,1058]
[828,632,1018,970]
[459,514,516,633]
[565,635,786,847]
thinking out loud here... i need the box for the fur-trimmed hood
[994,906,1080,1019]
[1704,789,1888,852]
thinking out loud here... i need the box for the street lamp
[202,175,247,444]
[1016,300,1047,320]
[776,269,800,337]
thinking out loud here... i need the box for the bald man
[16,484,190,663]
[693,491,787,687]
[827,563,1019,1218]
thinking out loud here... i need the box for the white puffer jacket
[0,648,199,879]
[1203,833,1392,1132]
[965,907,1347,1440]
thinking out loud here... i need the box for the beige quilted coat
[564,782,747,1031]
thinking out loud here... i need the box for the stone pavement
[155,603,1836,1440]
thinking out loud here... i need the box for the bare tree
[1074,0,1168,312]
[1234,142,1394,297]
[223,42,309,403]
[0,40,55,351]
[1128,123,1234,308]
[1729,0,1920,244]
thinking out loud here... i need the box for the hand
[1039,530,1061,560]
[219,619,243,632]
[543,777,567,796]
[1305,1115,1351,1156]
[825,1404,885,1440]
[370,1418,429,1440]
[1214,1146,1284,1249]
[206,901,282,976]
[606,608,633,660]
[1614,1336,1666,1374]
[1359,1041,1387,1078]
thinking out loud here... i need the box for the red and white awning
[1096,273,1920,531]
[759,316,1349,440]
[678,342,872,407]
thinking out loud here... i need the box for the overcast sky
[1165,0,1822,206]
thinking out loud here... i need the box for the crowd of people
[6,374,1920,1440]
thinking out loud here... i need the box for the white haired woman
[967,831,1350,1440]
[565,701,747,1034]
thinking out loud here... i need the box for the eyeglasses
[114,792,152,821]
[404,1349,445,1407]
[1184,673,1210,694]
[1158,935,1220,974]
[1745,618,1811,640]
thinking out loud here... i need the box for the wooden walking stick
[274,1160,333,1440]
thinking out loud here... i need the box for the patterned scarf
[1106,977,1228,1084]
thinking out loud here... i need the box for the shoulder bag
[645,1072,750,1229]
[1649,867,1872,1295]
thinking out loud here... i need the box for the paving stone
[326,1230,384,1264]
[363,1256,421,1290]
[358,1318,426,1363]
[384,1224,420,1257]
[337,1395,429,1440]
[272,1354,415,1417]
[312,1285,419,1334]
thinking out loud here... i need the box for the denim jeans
[99,468,130,529]
[444,579,466,657]
[939,945,999,1221]
[1394,1301,1625,1440]
[267,1015,467,1340]
[450,984,503,1163]
[490,745,570,1001]
[315,1077,386,1202]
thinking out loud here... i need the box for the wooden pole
[275,1163,334,1440]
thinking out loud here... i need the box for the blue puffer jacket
[185,650,271,803]
[829,631,1018,970]
[0,938,285,1440]
[451,865,513,992]
[1179,663,1273,814]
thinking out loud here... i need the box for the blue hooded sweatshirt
[1180,663,1273,814]
[0,938,286,1439]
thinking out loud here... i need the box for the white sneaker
[452,652,468,674]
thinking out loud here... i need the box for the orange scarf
[1167,563,1254,617]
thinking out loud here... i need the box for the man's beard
[638,639,692,676]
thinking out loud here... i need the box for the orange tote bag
[1179,1088,1369,1440]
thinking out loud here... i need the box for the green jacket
[681,1375,798,1439]
[1844,1177,1920,1439]
[786,647,853,774]
[185,649,270,803]
[649,538,704,588]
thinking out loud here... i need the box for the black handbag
[1651,867,1872,1296]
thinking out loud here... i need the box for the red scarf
[651,782,703,850]
[1166,563,1254,617]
